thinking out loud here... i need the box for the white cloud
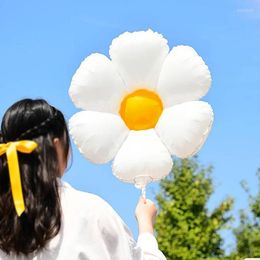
[236,0,260,19]
[236,8,255,13]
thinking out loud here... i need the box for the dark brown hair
[0,99,70,255]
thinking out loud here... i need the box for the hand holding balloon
[135,197,157,235]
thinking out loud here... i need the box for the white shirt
[0,180,166,260]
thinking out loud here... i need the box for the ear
[53,138,63,156]
[53,137,60,146]
[53,138,66,176]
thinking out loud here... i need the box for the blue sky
[0,0,259,252]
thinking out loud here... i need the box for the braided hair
[0,99,70,255]
[18,110,58,140]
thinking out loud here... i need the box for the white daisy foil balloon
[69,29,213,191]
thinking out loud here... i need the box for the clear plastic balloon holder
[133,175,153,199]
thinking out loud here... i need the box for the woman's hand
[135,197,157,234]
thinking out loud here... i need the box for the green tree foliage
[155,157,233,260]
[229,170,260,259]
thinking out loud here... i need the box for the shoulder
[58,179,133,239]
[56,180,136,259]
[58,179,122,222]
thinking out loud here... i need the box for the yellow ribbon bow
[0,140,38,216]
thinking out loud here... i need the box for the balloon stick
[141,186,146,201]
[134,175,151,202]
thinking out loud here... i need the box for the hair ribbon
[0,141,38,216]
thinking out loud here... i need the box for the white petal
[112,129,173,184]
[69,53,126,113]
[157,46,212,107]
[155,101,214,158]
[109,29,169,91]
[69,111,129,164]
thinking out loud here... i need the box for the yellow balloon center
[119,89,163,130]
